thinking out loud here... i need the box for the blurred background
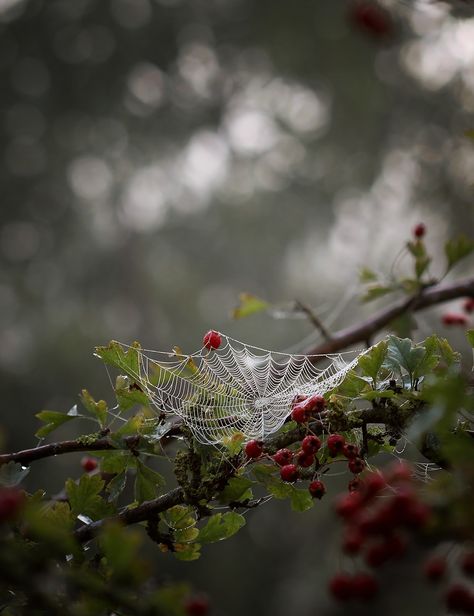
[1,0,473,613]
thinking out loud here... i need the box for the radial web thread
[117,334,364,445]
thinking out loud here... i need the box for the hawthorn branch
[0,437,116,466]
[304,275,474,356]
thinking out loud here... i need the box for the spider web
[116,334,365,445]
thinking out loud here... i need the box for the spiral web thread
[115,334,366,445]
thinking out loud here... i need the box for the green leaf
[361,285,394,303]
[218,476,255,504]
[221,432,245,455]
[359,389,394,401]
[0,461,30,487]
[80,389,108,427]
[35,410,75,438]
[445,235,474,271]
[106,471,128,501]
[334,370,367,398]
[174,543,201,561]
[153,584,190,614]
[359,267,378,283]
[134,460,165,503]
[358,341,388,386]
[467,330,474,348]
[385,336,425,385]
[290,487,314,512]
[233,293,269,319]
[198,512,245,544]
[99,451,132,474]
[94,340,141,379]
[66,474,113,520]
[267,480,293,499]
[115,375,149,412]
[100,522,143,579]
[163,505,196,530]
[252,464,278,484]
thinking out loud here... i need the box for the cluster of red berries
[0,486,25,523]
[442,298,474,327]
[329,462,432,602]
[423,549,474,614]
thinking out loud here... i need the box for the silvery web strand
[119,335,363,446]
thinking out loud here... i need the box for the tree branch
[304,276,474,357]
[0,437,116,466]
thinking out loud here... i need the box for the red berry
[461,551,474,577]
[81,456,98,473]
[463,298,474,314]
[327,434,346,456]
[423,555,447,582]
[349,2,393,38]
[304,394,326,414]
[364,472,386,498]
[365,542,390,567]
[202,330,222,350]
[328,573,354,601]
[335,492,362,519]
[387,461,412,483]
[384,533,408,559]
[280,464,299,483]
[343,443,359,459]
[442,312,468,326]
[296,450,314,468]
[273,448,293,467]
[245,440,263,459]
[445,584,474,613]
[291,403,310,424]
[342,529,365,555]
[185,596,209,616]
[0,487,25,523]
[301,435,321,455]
[348,477,364,493]
[413,223,426,239]
[309,480,326,499]
[352,572,379,600]
[348,457,365,474]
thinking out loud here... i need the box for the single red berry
[364,472,386,498]
[348,477,364,493]
[442,312,468,326]
[348,457,365,474]
[291,403,310,424]
[185,596,209,616]
[273,448,293,467]
[280,464,299,483]
[202,330,222,350]
[342,529,365,555]
[335,492,362,519]
[81,456,98,473]
[309,480,326,499]
[0,487,25,523]
[352,572,379,600]
[327,434,346,456]
[343,443,360,459]
[461,551,474,577]
[445,584,474,613]
[413,223,426,239]
[463,298,474,314]
[296,450,315,468]
[349,2,393,38]
[245,440,263,459]
[328,573,354,601]
[304,394,326,414]
[423,555,447,582]
[301,435,321,455]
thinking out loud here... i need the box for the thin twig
[295,300,332,341]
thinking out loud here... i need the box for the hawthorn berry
[280,464,299,483]
[343,443,359,459]
[364,472,385,497]
[184,596,209,616]
[463,298,474,314]
[81,456,98,473]
[328,573,354,601]
[304,394,326,414]
[335,492,362,519]
[348,477,364,493]
[342,529,365,555]
[445,584,474,613]
[365,542,390,567]
[384,533,407,559]
[301,435,321,455]
[387,461,412,483]
[442,312,468,326]
[413,223,426,239]
[291,403,310,424]
[245,440,263,459]
[202,330,222,350]
[349,2,393,39]
[461,551,474,577]
[296,450,314,468]
[423,555,447,582]
[0,487,25,523]
[273,448,293,467]
[348,457,365,474]
[352,572,379,600]
[327,434,346,456]
[309,480,326,499]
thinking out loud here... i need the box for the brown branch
[295,300,332,341]
[0,437,117,466]
[304,276,474,357]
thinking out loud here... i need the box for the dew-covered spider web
[115,334,366,446]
